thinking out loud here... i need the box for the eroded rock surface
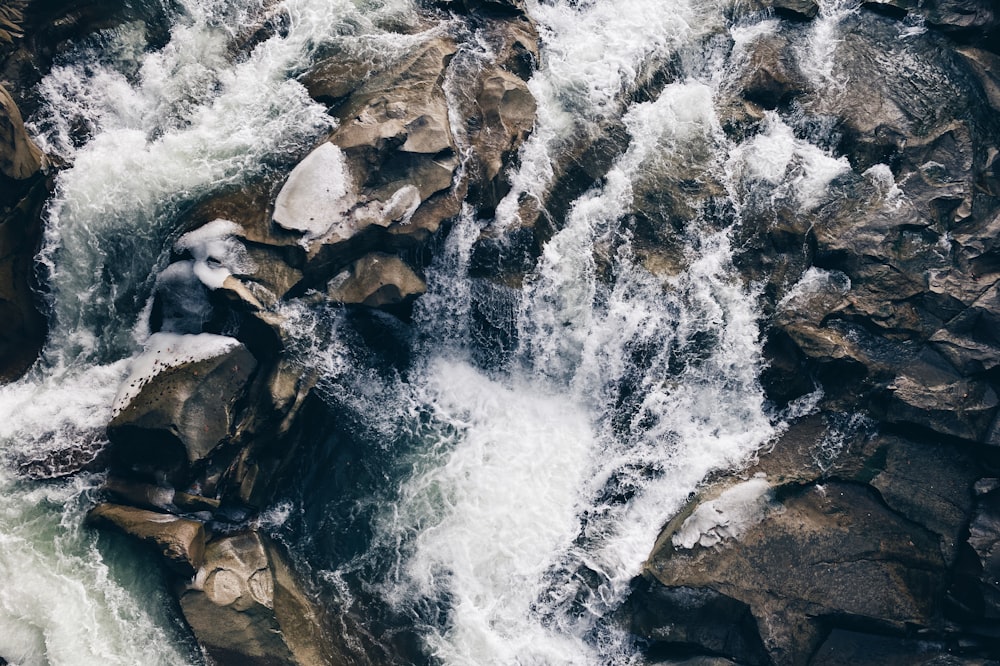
[180,531,335,666]
[630,2,1000,664]
[88,503,205,575]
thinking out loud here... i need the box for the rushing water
[0,0,856,663]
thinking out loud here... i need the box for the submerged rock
[180,531,336,666]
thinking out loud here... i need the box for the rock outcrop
[179,531,337,666]
[0,82,47,381]
[629,2,1000,664]
[81,2,542,663]
[107,336,257,479]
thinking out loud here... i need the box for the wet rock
[737,32,807,110]
[929,281,1000,376]
[88,503,205,576]
[0,173,49,382]
[811,628,996,665]
[746,0,820,20]
[0,82,48,382]
[437,0,527,16]
[2,0,173,116]
[104,477,178,512]
[860,436,978,565]
[880,373,998,442]
[957,482,1000,619]
[180,531,336,666]
[326,251,426,310]
[644,480,947,664]
[0,84,43,181]
[462,67,536,215]
[108,338,258,477]
[276,36,464,285]
[300,46,374,107]
[624,580,771,665]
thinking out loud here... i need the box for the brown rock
[88,503,205,575]
[644,480,946,663]
[108,340,258,476]
[0,84,43,181]
[326,252,426,309]
[180,531,336,666]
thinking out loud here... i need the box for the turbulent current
[0,0,858,663]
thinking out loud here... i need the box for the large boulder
[107,334,257,478]
[87,503,205,575]
[642,478,948,664]
[180,531,337,666]
[282,36,462,285]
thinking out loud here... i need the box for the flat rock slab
[88,503,205,575]
[180,531,334,666]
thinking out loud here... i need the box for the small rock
[326,252,426,310]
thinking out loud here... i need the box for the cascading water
[0,0,416,662]
[1,0,857,663]
[276,3,850,665]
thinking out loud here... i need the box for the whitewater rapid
[0,0,415,663]
[286,2,850,665]
[0,0,856,663]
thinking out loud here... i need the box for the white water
[0,0,417,663]
[1,0,860,663]
[343,4,851,664]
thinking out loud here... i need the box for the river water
[0,0,854,663]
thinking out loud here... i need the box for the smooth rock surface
[108,339,257,475]
[0,84,42,180]
[88,503,205,575]
[326,252,426,309]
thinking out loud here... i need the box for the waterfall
[0,0,415,663]
[0,0,857,663]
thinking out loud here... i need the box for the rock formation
[64,1,544,663]
[627,2,1000,664]
[0,81,46,380]
[6,0,1000,662]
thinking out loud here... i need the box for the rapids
[0,0,857,663]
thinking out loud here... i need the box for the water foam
[495,0,722,229]
[1,0,418,661]
[0,471,196,666]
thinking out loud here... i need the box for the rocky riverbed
[2,0,1000,664]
